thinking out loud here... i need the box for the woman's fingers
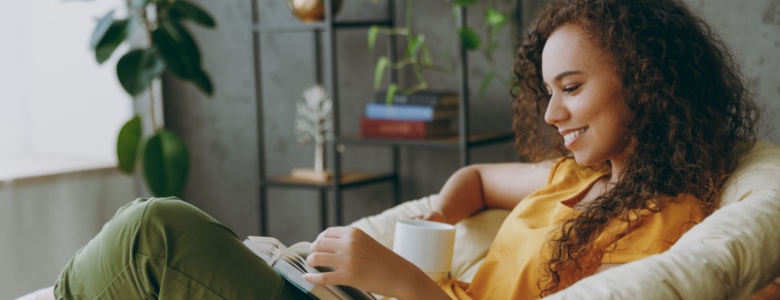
[410,211,447,223]
[304,226,439,297]
[310,237,341,253]
[306,251,341,268]
[316,226,351,239]
[303,271,341,286]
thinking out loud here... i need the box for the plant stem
[140,4,159,132]
[404,0,413,30]
[401,0,429,93]
[148,85,159,132]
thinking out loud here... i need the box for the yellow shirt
[439,158,704,299]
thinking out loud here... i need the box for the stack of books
[360,91,459,140]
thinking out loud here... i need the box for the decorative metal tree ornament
[292,85,333,181]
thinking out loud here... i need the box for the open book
[243,236,376,300]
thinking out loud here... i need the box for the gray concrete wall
[684,0,780,142]
[163,0,779,245]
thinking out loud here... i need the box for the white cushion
[13,288,47,300]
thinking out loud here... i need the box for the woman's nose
[544,93,568,125]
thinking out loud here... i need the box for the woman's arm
[425,160,554,225]
[303,161,555,298]
[304,226,450,300]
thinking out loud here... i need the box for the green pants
[54,197,308,299]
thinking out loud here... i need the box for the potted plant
[90,0,216,196]
[369,0,516,101]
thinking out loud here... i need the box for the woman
[43,0,758,299]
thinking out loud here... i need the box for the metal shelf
[253,0,400,235]
[253,20,392,33]
[264,171,395,232]
[253,0,520,235]
[338,132,514,149]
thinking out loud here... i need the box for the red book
[360,117,456,139]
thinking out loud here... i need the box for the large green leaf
[90,10,115,49]
[90,11,132,64]
[116,49,164,95]
[193,68,214,95]
[94,19,130,64]
[116,116,142,174]
[458,27,481,51]
[152,19,201,80]
[170,1,216,28]
[142,130,189,197]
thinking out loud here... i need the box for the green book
[243,236,376,300]
[374,90,459,107]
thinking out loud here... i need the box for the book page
[244,237,376,300]
[286,242,312,257]
[244,236,286,265]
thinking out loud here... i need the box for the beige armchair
[351,141,780,299]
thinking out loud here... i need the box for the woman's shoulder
[630,193,706,230]
[659,193,705,221]
[547,157,611,186]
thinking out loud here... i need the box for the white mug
[392,219,456,282]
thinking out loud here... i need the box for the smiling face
[542,24,633,173]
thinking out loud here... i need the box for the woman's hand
[303,226,450,300]
[411,210,448,224]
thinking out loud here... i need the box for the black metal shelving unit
[251,0,518,236]
[251,0,400,236]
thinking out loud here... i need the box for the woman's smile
[562,127,588,147]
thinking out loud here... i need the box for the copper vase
[287,0,342,22]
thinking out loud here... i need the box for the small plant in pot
[369,0,516,101]
[90,0,215,196]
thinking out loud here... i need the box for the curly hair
[510,0,760,296]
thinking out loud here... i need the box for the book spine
[364,103,435,121]
[374,92,444,106]
[361,118,428,139]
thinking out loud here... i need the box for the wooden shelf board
[266,171,394,188]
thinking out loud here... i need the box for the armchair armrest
[350,195,508,282]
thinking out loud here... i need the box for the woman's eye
[563,85,580,93]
